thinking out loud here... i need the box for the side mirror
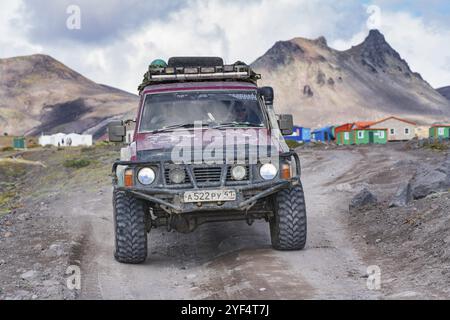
[277,114,294,136]
[258,86,274,107]
[108,121,126,142]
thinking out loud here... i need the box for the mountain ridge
[0,54,139,137]
[251,29,450,127]
[1,30,449,137]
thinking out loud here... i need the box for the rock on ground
[349,188,378,211]
[389,182,413,207]
[411,157,450,199]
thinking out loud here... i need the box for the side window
[379,131,385,139]
[438,128,445,136]
[358,131,364,139]
[390,128,395,135]
[344,132,350,140]
[405,128,410,135]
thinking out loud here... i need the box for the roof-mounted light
[201,67,215,73]
[184,67,199,74]
[165,67,175,74]
[223,65,234,72]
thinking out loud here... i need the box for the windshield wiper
[213,122,264,129]
[150,123,209,133]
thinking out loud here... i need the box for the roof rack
[138,61,261,92]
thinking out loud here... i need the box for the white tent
[39,133,93,147]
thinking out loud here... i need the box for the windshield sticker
[229,93,257,101]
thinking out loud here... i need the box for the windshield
[139,90,267,132]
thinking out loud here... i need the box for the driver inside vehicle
[234,102,249,123]
[232,100,262,124]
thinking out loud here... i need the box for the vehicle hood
[134,128,286,161]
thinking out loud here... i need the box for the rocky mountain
[252,30,450,127]
[0,54,139,138]
[2,32,448,137]
[437,86,450,101]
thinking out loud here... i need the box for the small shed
[13,137,27,149]
[429,125,450,139]
[336,131,354,145]
[353,128,388,145]
[285,126,311,143]
[312,126,334,142]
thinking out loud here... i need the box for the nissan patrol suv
[108,57,306,264]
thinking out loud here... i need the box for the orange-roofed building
[366,116,417,141]
[352,121,375,130]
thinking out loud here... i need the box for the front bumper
[112,151,301,214]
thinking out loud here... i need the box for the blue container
[285,126,311,143]
[312,126,334,142]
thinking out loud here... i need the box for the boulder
[411,159,450,199]
[389,182,413,207]
[349,188,378,211]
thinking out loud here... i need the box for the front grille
[162,164,252,185]
[193,167,222,183]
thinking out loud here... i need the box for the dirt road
[3,144,448,299]
[44,148,379,300]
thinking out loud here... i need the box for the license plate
[183,190,236,203]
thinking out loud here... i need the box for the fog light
[169,168,186,184]
[231,165,247,181]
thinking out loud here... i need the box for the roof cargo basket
[138,58,261,92]
[168,57,224,68]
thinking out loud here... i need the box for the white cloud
[1,0,450,92]
[52,0,364,93]
[0,0,42,57]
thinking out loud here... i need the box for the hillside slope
[252,30,450,127]
[437,86,450,101]
[0,54,139,137]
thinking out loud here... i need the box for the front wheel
[270,183,307,250]
[113,190,148,264]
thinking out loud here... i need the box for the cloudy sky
[1,0,449,93]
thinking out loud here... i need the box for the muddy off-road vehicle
[108,57,306,264]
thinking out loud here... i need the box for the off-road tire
[270,183,307,250]
[113,190,148,264]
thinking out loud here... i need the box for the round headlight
[169,168,186,184]
[231,165,247,181]
[260,163,278,180]
[138,168,155,185]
